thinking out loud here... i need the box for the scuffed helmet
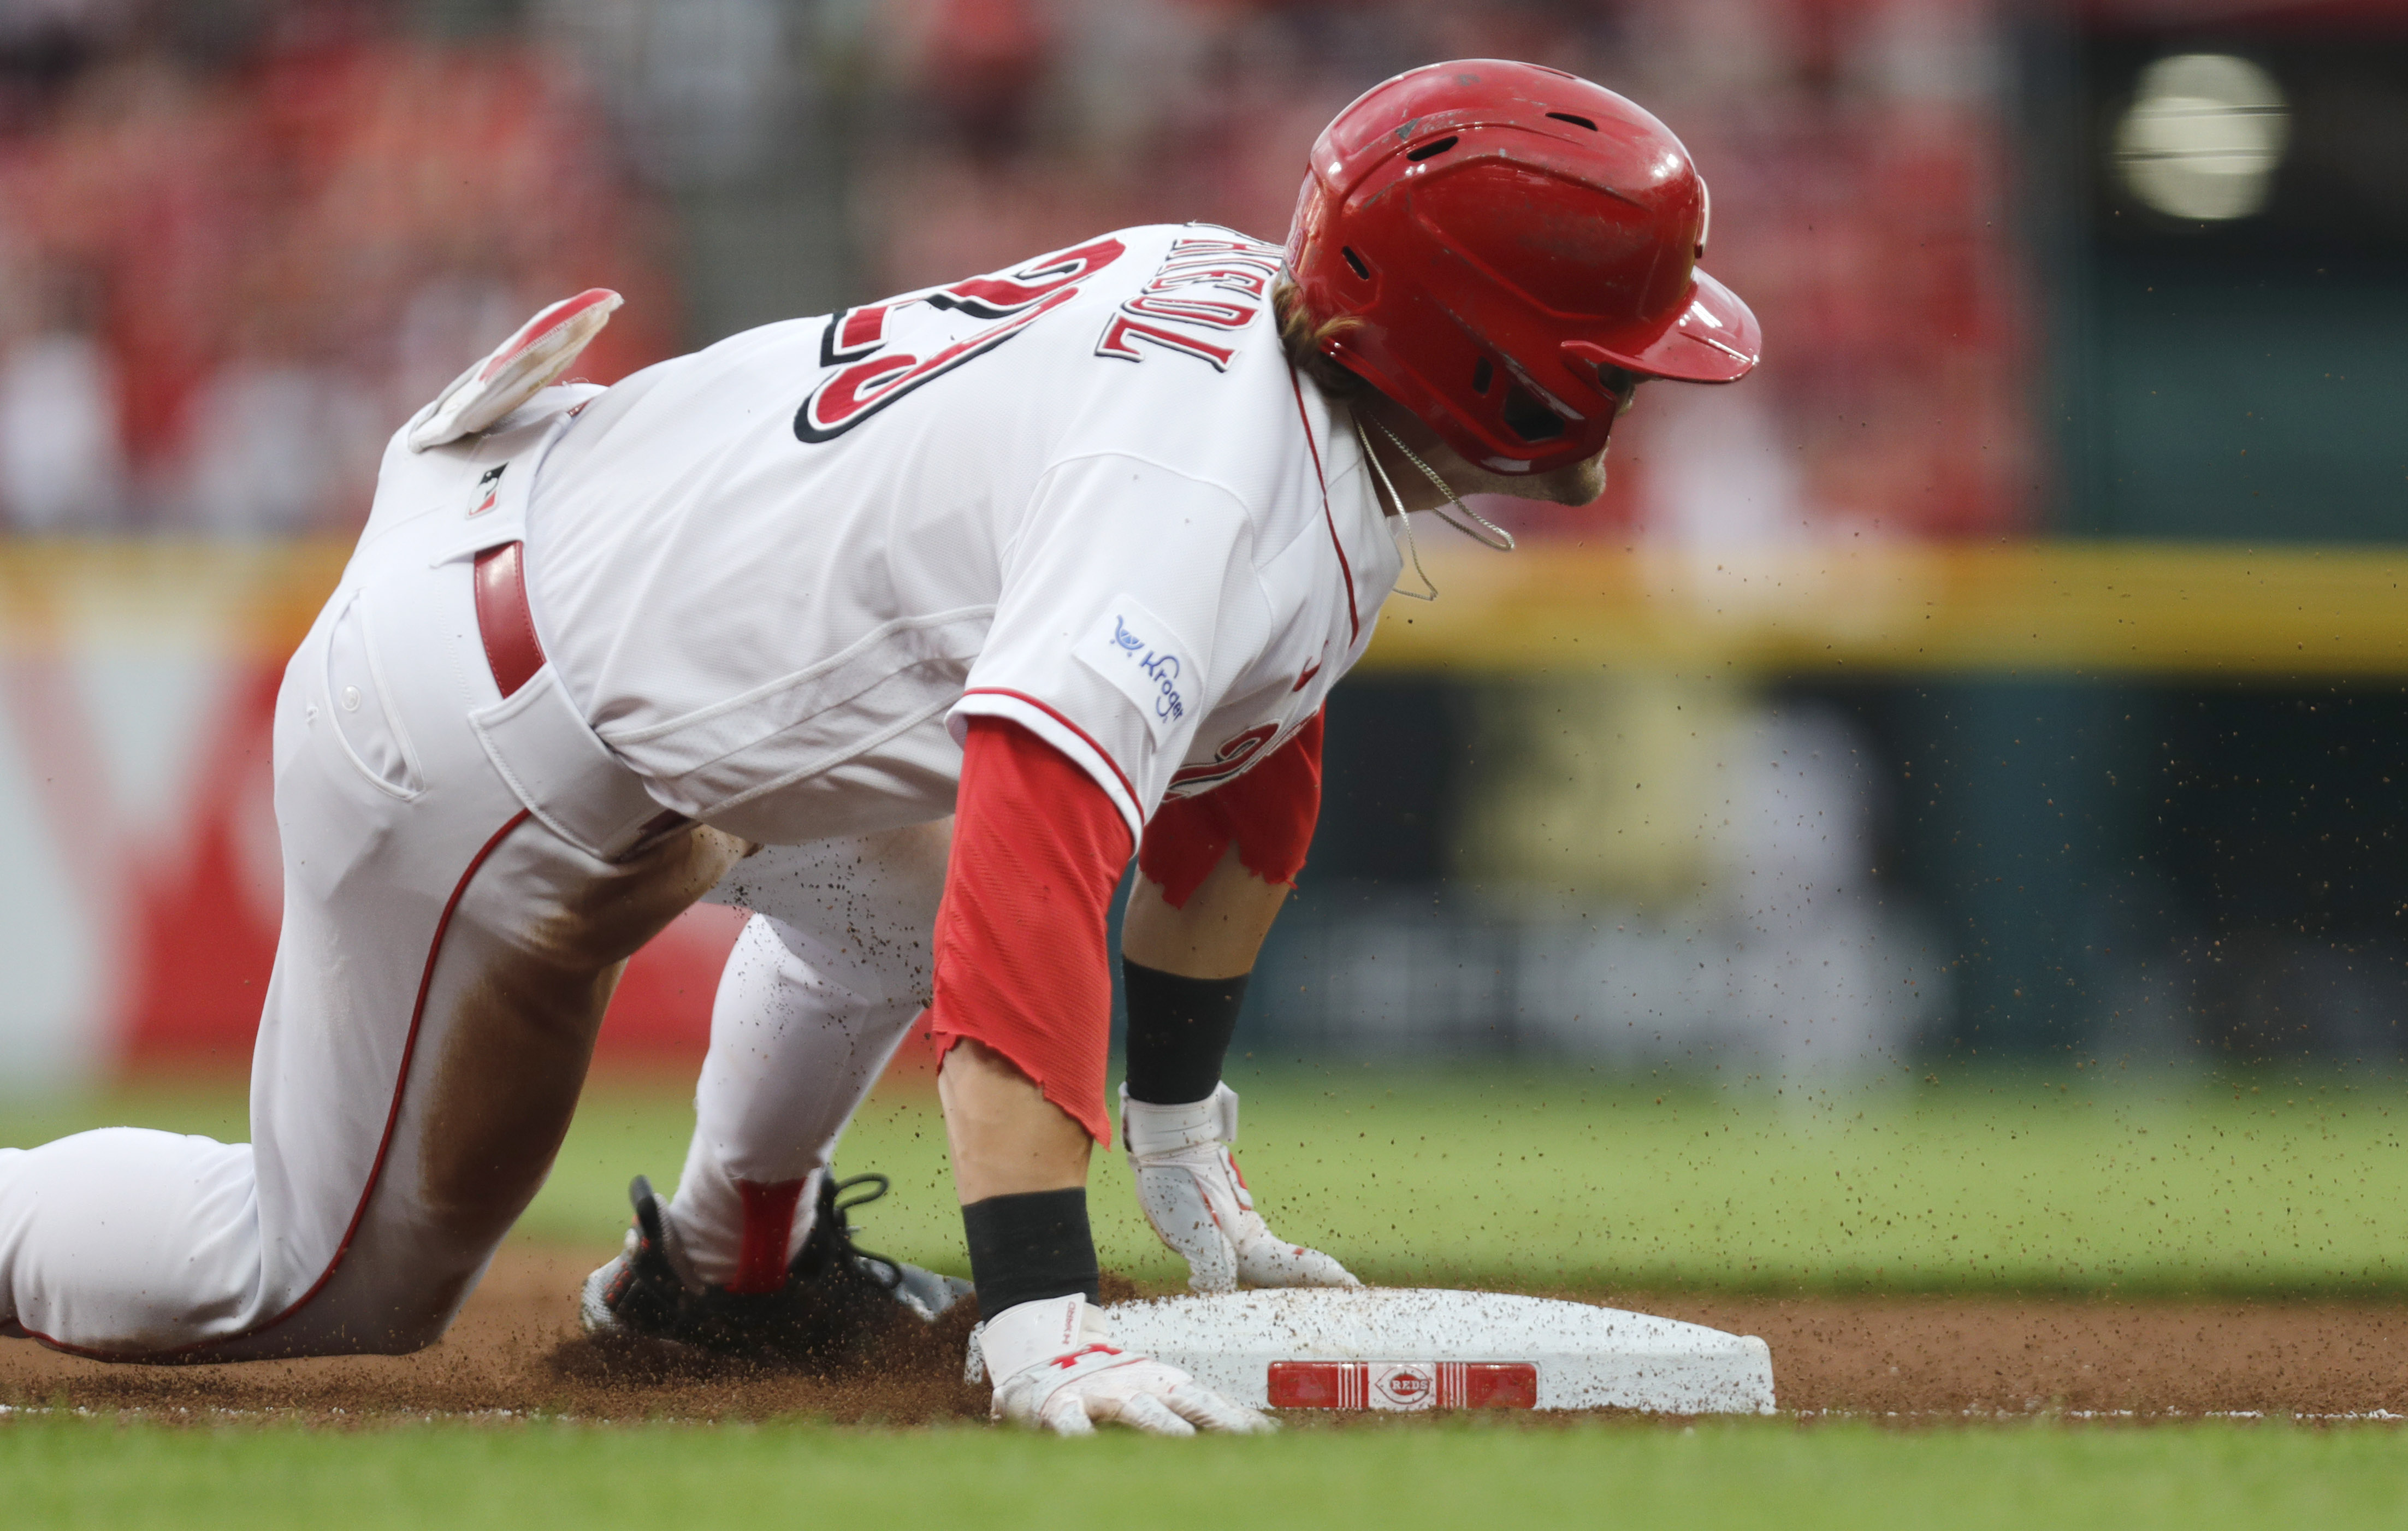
[1286,60,1761,475]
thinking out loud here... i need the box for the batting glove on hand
[1123,1084,1361,1294]
[971,1294,1275,1438]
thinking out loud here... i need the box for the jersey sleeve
[950,453,1272,841]
[1135,707,1323,908]
[927,716,1135,1144]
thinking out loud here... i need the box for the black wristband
[1122,959,1248,1106]
[961,1187,1100,1317]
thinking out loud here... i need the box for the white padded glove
[1122,1083,1360,1294]
[969,1294,1275,1437]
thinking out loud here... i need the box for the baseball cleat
[1122,1083,1360,1293]
[580,1169,969,1367]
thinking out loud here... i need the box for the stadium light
[2114,53,2289,221]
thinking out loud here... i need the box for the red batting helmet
[1285,60,1761,476]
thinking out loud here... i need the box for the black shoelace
[826,1172,905,1292]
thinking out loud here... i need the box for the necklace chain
[1366,418,1518,552]
[1354,416,1440,601]
[1352,411,1520,602]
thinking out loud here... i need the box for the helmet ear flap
[1498,383,1567,445]
[1463,356,1574,448]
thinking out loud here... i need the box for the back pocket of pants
[324,590,424,797]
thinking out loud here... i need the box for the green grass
[7,1062,2407,1295]
[9,1068,2408,1520]
[4,1414,2407,1531]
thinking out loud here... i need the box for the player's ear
[1601,367,1644,417]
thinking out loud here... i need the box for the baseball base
[1107,1288,1776,1414]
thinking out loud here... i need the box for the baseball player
[0,60,1755,1434]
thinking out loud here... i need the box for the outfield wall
[7,539,2408,1087]
[0,543,744,1087]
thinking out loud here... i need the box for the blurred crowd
[849,0,2036,545]
[0,0,673,535]
[0,0,2033,540]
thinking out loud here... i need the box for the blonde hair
[1271,276,1368,401]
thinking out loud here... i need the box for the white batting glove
[1122,1083,1361,1294]
[969,1294,1275,1437]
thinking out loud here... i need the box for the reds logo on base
[1374,1364,1434,1408]
[1266,1360,1540,1410]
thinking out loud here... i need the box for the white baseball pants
[661,827,951,1287]
[0,395,945,1358]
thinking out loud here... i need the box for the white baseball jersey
[524,224,1403,846]
[0,233,1412,1362]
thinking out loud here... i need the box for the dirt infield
[6,1247,2408,1422]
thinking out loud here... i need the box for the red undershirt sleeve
[1135,708,1324,909]
[927,716,1136,1145]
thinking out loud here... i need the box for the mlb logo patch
[469,464,505,516]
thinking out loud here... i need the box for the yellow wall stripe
[1357,540,2408,678]
[4,539,2406,678]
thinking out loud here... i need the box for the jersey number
[794,237,1126,442]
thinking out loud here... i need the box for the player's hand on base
[1123,1084,1362,1293]
[973,1294,1275,1437]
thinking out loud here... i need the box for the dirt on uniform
[5,1248,2407,1423]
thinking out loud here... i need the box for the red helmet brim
[1621,267,1760,383]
